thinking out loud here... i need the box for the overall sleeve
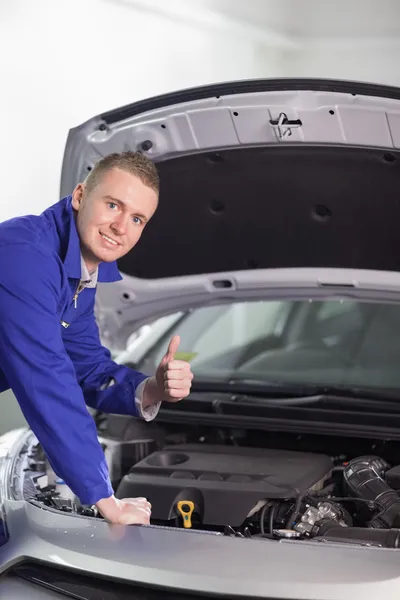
[0,244,113,505]
[61,294,159,419]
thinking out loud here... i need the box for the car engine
[114,445,400,547]
[116,444,333,529]
[19,417,400,549]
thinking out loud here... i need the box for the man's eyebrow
[103,195,148,221]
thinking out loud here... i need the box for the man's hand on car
[96,495,151,525]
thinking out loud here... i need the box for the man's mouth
[100,232,119,246]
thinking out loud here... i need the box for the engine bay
[17,410,400,549]
[117,444,332,528]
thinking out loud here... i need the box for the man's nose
[111,214,129,235]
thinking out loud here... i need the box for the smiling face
[71,167,159,272]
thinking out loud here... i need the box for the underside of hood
[61,78,400,280]
[119,143,400,278]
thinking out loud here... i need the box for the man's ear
[71,183,85,211]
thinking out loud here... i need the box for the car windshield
[128,299,400,394]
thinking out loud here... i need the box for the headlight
[0,428,29,547]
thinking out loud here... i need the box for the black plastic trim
[12,561,280,600]
[101,78,400,125]
[156,406,400,441]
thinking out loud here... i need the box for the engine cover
[116,444,332,527]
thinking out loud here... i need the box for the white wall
[0,0,281,222]
[280,40,400,87]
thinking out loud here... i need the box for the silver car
[2,78,400,599]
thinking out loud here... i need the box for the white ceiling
[105,0,400,86]
[110,0,400,49]
[201,0,400,40]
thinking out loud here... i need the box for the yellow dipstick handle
[177,501,195,528]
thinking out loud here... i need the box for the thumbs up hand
[141,336,194,410]
[155,335,194,402]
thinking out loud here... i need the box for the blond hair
[85,151,159,195]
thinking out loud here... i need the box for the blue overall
[0,196,149,504]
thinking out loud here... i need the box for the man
[0,151,193,525]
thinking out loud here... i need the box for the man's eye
[108,202,117,210]
[132,216,142,225]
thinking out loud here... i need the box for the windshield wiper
[190,378,400,408]
[191,377,318,396]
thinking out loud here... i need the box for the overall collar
[80,255,98,288]
[62,196,122,283]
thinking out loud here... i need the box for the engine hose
[343,456,400,528]
[313,521,400,548]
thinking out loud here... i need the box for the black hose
[259,502,279,539]
[324,496,375,509]
[260,502,272,536]
[286,492,308,529]
[269,503,277,535]
[343,456,400,528]
[313,521,400,548]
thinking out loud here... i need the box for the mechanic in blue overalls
[0,151,193,525]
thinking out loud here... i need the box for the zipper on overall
[73,282,85,308]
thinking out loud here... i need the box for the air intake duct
[313,522,400,548]
[343,456,400,529]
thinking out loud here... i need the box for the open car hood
[60,78,400,350]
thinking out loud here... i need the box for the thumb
[164,335,180,362]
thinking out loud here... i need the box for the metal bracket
[270,112,302,140]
